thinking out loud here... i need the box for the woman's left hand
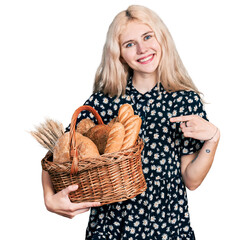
[170,115,218,141]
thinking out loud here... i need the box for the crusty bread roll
[121,115,142,150]
[84,124,111,155]
[53,132,99,163]
[77,138,100,159]
[118,104,134,125]
[104,122,125,153]
[76,118,95,135]
[53,132,74,163]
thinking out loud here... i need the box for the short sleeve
[172,91,208,155]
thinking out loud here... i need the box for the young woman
[42,5,220,239]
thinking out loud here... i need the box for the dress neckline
[126,76,163,99]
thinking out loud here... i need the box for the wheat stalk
[30,131,54,152]
[30,118,64,152]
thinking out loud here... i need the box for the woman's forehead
[119,21,153,43]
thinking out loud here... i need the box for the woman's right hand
[44,184,101,219]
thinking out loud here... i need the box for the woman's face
[120,21,161,77]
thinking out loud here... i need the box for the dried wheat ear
[30,118,64,152]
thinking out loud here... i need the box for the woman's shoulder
[169,89,202,105]
[168,89,206,117]
[170,89,200,98]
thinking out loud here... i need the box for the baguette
[118,104,134,125]
[121,115,142,150]
[104,122,125,153]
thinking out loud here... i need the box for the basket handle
[70,105,104,175]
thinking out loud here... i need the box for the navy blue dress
[70,77,207,240]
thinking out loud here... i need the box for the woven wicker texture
[41,105,147,205]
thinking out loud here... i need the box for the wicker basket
[41,105,147,205]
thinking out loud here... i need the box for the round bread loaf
[76,118,95,135]
[53,132,99,163]
[84,124,111,155]
[77,138,100,160]
[53,132,80,163]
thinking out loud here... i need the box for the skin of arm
[170,115,220,190]
[180,130,220,190]
[42,170,55,204]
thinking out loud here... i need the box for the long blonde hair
[93,5,201,97]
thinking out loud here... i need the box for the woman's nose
[136,42,147,54]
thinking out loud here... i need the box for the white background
[1,0,243,239]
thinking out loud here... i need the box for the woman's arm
[170,115,220,190]
[42,170,101,218]
[180,132,220,190]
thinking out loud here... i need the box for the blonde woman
[42,5,220,239]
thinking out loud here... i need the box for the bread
[118,104,134,125]
[84,124,111,154]
[76,118,95,135]
[121,115,142,150]
[77,138,100,159]
[104,122,125,153]
[53,132,99,163]
[107,117,118,127]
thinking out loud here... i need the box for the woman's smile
[137,54,155,64]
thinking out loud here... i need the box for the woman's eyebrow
[122,39,133,47]
[141,31,154,37]
[121,31,154,46]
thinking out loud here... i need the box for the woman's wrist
[206,127,220,143]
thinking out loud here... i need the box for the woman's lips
[137,54,154,64]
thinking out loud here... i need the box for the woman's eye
[144,35,152,40]
[126,42,134,48]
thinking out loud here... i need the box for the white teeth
[138,55,153,63]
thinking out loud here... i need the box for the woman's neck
[132,73,157,94]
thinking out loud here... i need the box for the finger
[181,127,194,133]
[74,201,102,209]
[182,131,194,138]
[180,121,192,129]
[61,184,79,196]
[68,201,101,212]
[170,115,194,123]
[73,207,90,215]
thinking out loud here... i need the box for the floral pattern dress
[69,77,207,240]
